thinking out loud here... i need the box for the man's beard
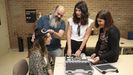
[50,16,61,28]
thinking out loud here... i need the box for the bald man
[34,5,65,65]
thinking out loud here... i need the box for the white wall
[0,0,10,56]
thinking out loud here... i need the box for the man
[32,5,65,65]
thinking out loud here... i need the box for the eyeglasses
[77,24,80,36]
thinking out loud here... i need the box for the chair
[128,32,133,40]
[13,59,28,75]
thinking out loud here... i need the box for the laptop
[94,63,119,74]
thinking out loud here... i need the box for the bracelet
[79,49,82,51]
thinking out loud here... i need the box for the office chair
[128,32,133,40]
[13,59,28,75]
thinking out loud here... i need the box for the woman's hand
[31,34,35,42]
[67,49,72,57]
[48,69,53,75]
[90,56,100,64]
[90,53,96,59]
[75,50,81,57]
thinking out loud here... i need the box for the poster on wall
[25,9,36,23]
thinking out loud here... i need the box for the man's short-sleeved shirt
[36,15,65,51]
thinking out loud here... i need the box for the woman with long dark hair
[90,10,120,64]
[64,1,94,56]
[29,28,53,75]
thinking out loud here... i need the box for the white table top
[54,55,133,75]
[120,39,133,48]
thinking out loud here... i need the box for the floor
[0,50,27,75]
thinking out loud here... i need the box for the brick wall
[6,0,133,49]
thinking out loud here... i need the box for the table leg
[121,48,124,55]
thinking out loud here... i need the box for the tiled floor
[0,50,27,75]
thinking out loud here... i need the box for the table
[119,39,133,54]
[54,55,133,75]
[61,35,133,54]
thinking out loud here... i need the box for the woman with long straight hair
[90,10,120,64]
[64,1,94,56]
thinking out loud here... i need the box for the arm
[90,34,100,63]
[52,29,65,39]
[75,23,94,56]
[94,36,100,54]
[67,22,72,56]
[48,69,53,75]
[46,56,53,75]
[47,62,53,75]
[91,28,102,58]
[92,28,103,56]
[48,21,65,39]
[31,33,35,42]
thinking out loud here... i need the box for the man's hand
[47,29,55,34]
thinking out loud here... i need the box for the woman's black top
[95,25,120,63]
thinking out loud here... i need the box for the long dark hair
[95,9,114,29]
[73,1,89,25]
[30,28,48,57]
